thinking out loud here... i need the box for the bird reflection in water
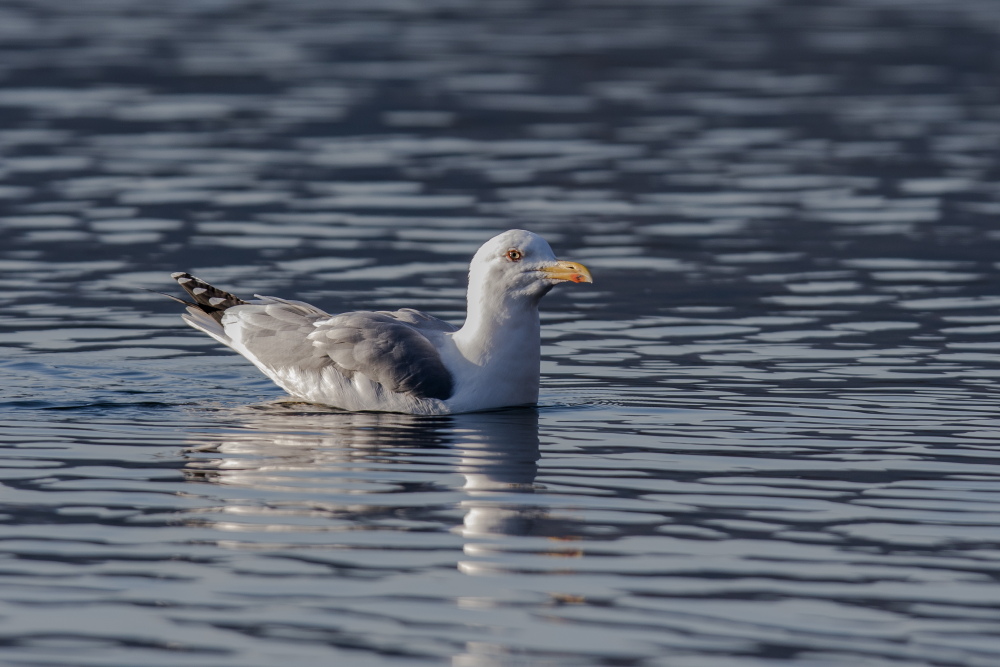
[181,404,574,569]
[451,409,582,574]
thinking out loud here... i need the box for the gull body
[171,229,591,414]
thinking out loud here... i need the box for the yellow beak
[539,260,593,284]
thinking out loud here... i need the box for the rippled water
[3,1,1000,665]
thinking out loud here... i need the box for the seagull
[170,229,592,414]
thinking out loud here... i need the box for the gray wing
[382,307,461,333]
[225,298,457,401]
[308,309,457,400]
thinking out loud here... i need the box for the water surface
[3,1,1000,665]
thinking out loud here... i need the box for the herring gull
[170,229,592,414]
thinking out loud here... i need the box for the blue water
[3,1,1000,665]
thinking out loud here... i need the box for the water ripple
[3,0,1000,665]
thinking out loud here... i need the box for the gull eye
[506,249,523,261]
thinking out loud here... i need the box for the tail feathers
[170,272,247,324]
[181,308,229,344]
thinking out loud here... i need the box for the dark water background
[2,1,1000,665]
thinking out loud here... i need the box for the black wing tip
[169,272,248,323]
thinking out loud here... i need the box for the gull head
[468,229,592,307]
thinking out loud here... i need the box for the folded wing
[223,297,457,401]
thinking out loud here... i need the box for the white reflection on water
[183,407,548,562]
